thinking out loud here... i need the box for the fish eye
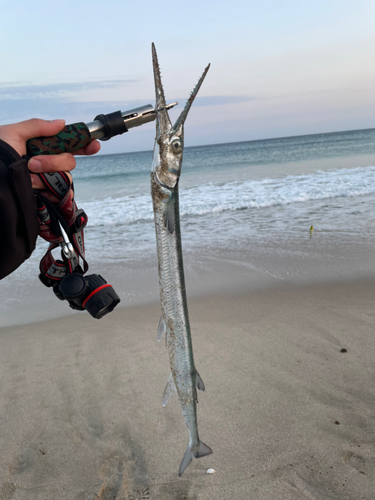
[171,139,182,153]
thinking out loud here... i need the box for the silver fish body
[150,44,212,476]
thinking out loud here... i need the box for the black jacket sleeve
[0,139,39,279]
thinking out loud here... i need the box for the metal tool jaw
[86,103,178,139]
[122,102,178,128]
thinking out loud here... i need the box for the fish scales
[152,184,194,385]
[150,44,212,476]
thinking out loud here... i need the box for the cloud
[0,97,149,122]
[190,95,257,107]
[0,80,138,100]
[0,92,256,123]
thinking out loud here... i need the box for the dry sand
[0,279,374,499]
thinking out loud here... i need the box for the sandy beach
[0,275,374,499]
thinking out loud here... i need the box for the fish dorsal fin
[162,373,176,407]
[157,315,167,342]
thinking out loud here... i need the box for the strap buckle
[58,221,75,260]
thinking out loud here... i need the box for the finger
[30,172,72,190]
[74,139,101,156]
[30,174,44,190]
[28,153,76,173]
[17,118,66,141]
[36,188,74,203]
[31,172,74,205]
[34,190,61,204]
[0,119,66,156]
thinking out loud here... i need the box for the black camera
[53,273,120,319]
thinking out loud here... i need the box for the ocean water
[2,128,375,326]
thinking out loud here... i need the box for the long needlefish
[150,43,212,477]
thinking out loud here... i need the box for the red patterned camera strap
[35,171,89,285]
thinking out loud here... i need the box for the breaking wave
[82,165,375,227]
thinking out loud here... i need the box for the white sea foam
[82,166,375,228]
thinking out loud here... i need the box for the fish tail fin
[179,445,194,477]
[178,440,213,476]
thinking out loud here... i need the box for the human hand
[0,118,100,193]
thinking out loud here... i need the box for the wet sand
[0,278,374,499]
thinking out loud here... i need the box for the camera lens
[82,275,120,319]
[54,272,120,319]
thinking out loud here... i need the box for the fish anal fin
[157,315,167,341]
[162,373,175,407]
[194,441,212,459]
[196,370,205,391]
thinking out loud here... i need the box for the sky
[1,0,375,154]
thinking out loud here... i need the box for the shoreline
[2,228,375,328]
[2,272,375,330]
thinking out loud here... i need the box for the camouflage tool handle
[26,123,92,156]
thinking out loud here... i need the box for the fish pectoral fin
[157,315,167,341]
[162,373,176,407]
[179,441,213,476]
[196,370,205,391]
[163,200,175,234]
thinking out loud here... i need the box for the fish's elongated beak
[172,63,210,134]
[152,43,210,137]
[152,43,172,134]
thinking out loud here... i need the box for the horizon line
[91,125,375,157]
